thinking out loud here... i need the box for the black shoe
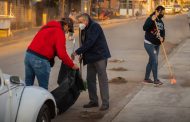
[154,80,163,86]
[99,105,109,111]
[83,102,99,108]
[143,79,154,83]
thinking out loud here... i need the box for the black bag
[51,63,85,114]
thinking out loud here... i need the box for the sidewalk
[0,27,39,47]
[112,38,190,122]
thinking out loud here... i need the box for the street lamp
[147,0,153,13]
[84,2,88,13]
[82,0,89,14]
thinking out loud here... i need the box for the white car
[174,4,181,13]
[165,5,174,14]
[182,5,189,12]
[0,69,57,122]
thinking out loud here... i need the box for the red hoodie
[28,21,74,68]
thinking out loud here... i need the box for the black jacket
[143,14,165,45]
[76,16,111,65]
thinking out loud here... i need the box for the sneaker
[143,79,154,83]
[99,105,109,111]
[83,102,99,108]
[154,80,163,86]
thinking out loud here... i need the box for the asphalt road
[0,14,189,80]
[0,14,189,121]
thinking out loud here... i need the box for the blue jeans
[24,52,51,89]
[144,42,160,81]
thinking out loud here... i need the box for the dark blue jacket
[76,16,111,65]
[143,13,165,45]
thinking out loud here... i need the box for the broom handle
[154,20,174,77]
[160,42,173,77]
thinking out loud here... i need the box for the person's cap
[61,18,74,33]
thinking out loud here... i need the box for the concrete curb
[158,37,190,70]
[99,84,143,122]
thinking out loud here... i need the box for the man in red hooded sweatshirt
[24,18,79,89]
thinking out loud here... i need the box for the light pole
[81,0,90,14]
[126,0,129,14]
[147,0,153,14]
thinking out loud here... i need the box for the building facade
[1,0,188,31]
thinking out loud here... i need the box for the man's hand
[72,63,79,70]
[78,55,82,63]
[71,53,75,60]
[71,52,77,60]
[72,52,77,56]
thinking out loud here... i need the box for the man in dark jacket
[73,13,111,111]
[143,6,165,85]
[25,18,79,90]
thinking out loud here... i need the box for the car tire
[37,104,51,122]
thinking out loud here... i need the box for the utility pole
[132,0,135,16]
[147,0,153,14]
[126,0,129,14]
[108,0,111,9]
[59,0,65,18]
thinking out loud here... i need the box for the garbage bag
[51,63,85,114]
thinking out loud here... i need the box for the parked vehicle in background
[165,5,174,14]
[0,69,57,122]
[182,5,190,12]
[174,4,182,13]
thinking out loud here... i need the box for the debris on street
[109,77,128,84]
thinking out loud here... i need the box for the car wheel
[37,104,51,122]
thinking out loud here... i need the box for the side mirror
[10,76,20,84]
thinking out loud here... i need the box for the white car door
[0,77,11,122]
[9,84,25,122]
[0,73,24,122]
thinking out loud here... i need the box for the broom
[154,20,176,84]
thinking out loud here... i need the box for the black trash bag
[75,70,86,91]
[51,63,85,114]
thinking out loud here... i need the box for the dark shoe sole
[143,79,154,84]
[83,103,99,108]
[99,106,109,111]
[154,82,163,87]
[99,108,109,111]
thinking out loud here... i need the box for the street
[0,14,189,86]
[0,14,189,121]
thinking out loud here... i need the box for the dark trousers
[86,59,109,106]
